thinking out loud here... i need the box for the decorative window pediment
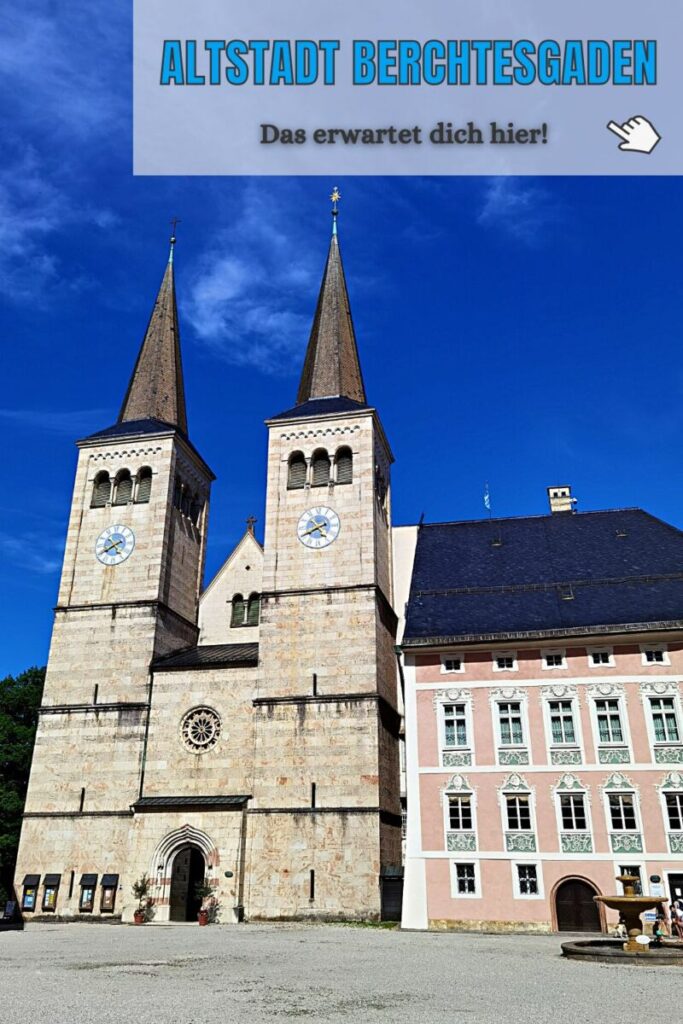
[658,771,683,792]
[640,681,680,699]
[603,771,635,792]
[445,773,471,793]
[587,682,625,699]
[500,772,530,793]
[541,684,578,700]
[554,773,584,792]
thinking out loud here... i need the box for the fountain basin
[562,938,683,966]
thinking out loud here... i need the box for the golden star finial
[330,187,341,208]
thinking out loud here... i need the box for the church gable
[198,528,263,645]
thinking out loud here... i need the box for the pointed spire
[295,189,367,406]
[118,229,188,435]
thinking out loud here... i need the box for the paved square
[2,923,681,1023]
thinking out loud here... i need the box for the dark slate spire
[118,234,188,435]
[296,190,367,406]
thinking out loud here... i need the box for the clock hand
[103,540,123,554]
[303,522,327,538]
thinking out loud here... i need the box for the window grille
[91,472,111,508]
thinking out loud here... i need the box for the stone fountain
[561,874,683,964]
[594,874,666,953]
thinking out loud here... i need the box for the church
[15,204,405,923]
[15,203,683,931]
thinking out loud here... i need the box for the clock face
[95,524,135,566]
[297,506,340,549]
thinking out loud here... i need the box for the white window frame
[441,655,465,674]
[440,700,472,751]
[590,693,631,755]
[445,791,475,833]
[494,698,529,754]
[603,787,642,841]
[647,694,683,747]
[640,644,670,667]
[511,861,544,900]
[587,646,615,668]
[555,789,591,834]
[663,790,683,831]
[541,648,567,670]
[503,791,534,832]
[492,651,518,673]
[449,859,482,899]
[443,776,478,850]
[543,696,582,752]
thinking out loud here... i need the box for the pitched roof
[269,395,369,422]
[152,643,258,670]
[403,509,683,645]
[118,253,188,434]
[295,231,367,407]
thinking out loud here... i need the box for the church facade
[15,216,403,923]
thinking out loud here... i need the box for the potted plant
[132,874,151,924]
[195,880,216,926]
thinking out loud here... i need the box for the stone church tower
[246,209,402,918]
[15,211,401,923]
[15,240,214,904]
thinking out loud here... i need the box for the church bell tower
[247,196,402,920]
[15,236,214,907]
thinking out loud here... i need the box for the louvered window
[335,447,353,484]
[312,450,330,487]
[231,594,246,627]
[287,453,306,490]
[247,593,260,626]
[113,471,132,506]
[136,468,152,503]
[91,472,111,508]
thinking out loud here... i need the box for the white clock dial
[297,506,340,549]
[95,524,135,566]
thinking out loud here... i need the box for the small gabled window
[311,449,331,487]
[493,652,517,672]
[287,452,306,490]
[442,657,464,674]
[641,646,669,666]
[113,470,133,506]
[588,648,614,667]
[542,650,566,669]
[136,467,152,503]
[91,471,111,508]
[231,594,246,627]
[335,447,353,485]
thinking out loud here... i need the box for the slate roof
[269,396,370,421]
[79,417,181,442]
[133,796,250,810]
[152,643,259,670]
[296,230,367,406]
[403,509,683,645]
[118,255,188,434]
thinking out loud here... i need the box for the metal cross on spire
[330,187,341,236]
[246,515,257,534]
[169,217,181,263]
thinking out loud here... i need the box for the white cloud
[0,407,108,435]
[477,178,562,243]
[0,531,61,575]
[184,185,320,375]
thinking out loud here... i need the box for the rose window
[181,707,221,753]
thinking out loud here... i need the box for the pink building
[400,488,683,932]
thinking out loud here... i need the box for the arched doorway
[169,846,206,922]
[554,878,602,932]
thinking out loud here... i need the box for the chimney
[547,485,577,514]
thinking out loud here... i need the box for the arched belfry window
[311,449,331,487]
[113,470,133,506]
[189,495,203,527]
[231,594,246,628]
[135,467,152,504]
[173,477,183,510]
[287,452,306,490]
[335,447,353,485]
[91,471,111,508]
[247,593,260,627]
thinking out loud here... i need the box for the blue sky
[2,3,683,676]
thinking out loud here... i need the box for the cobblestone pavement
[3,923,682,1024]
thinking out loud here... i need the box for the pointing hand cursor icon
[607,116,661,154]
